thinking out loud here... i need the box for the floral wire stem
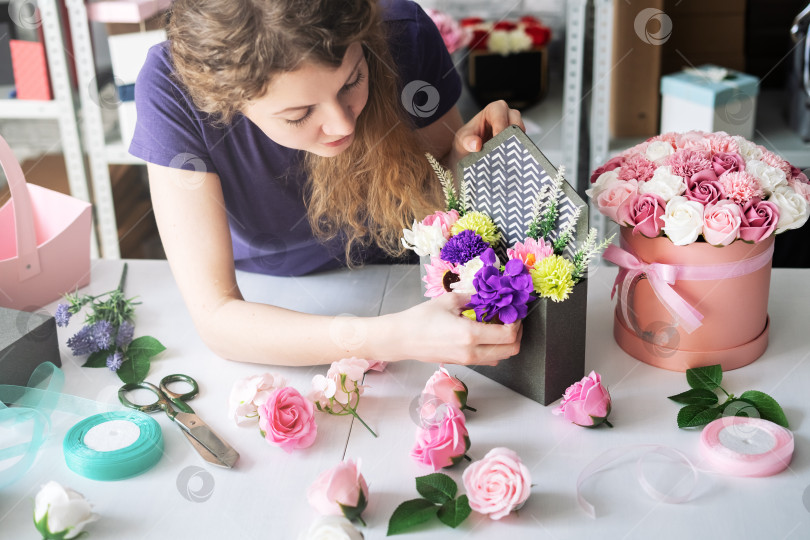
[315,374,378,438]
[426,152,462,214]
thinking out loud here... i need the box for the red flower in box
[459,16,552,55]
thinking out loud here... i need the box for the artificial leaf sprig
[527,165,565,245]
[426,153,465,214]
[55,263,166,384]
[668,364,789,429]
[387,473,471,535]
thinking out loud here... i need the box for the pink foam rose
[790,164,807,184]
[648,132,679,146]
[739,198,780,243]
[507,237,553,268]
[589,155,624,184]
[553,370,612,427]
[789,176,810,203]
[426,9,469,54]
[596,178,638,222]
[617,193,666,238]
[326,357,368,405]
[703,200,742,246]
[617,154,657,183]
[421,367,473,418]
[718,171,764,204]
[462,448,531,520]
[411,405,469,471]
[365,360,387,372]
[258,387,318,453]
[621,140,650,158]
[684,169,724,206]
[674,130,709,150]
[667,149,711,178]
[423,256,457,298]
[711,151,746,177]
[421,209,460,239]
[307,460,369,520]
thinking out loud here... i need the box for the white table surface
[2,260,809,540]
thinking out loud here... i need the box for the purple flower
[116,320,134,347]
[465,248,535,324]
[106,351,124,372]
[66,320,114,356]
[440,229,490,265]
[54,304,71,327]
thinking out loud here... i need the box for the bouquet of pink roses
[588,130,810,246]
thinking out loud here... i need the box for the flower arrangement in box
[590,130,810,371]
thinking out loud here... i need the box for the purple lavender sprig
[465,248,535,324]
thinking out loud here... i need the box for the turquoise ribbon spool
[63,410,163,481]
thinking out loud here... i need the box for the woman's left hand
[454,100,525,157]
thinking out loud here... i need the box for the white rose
[508,29,533,53]
[662,196,704,245]
[732,136,763,161]
[638,166,686,202]
[585,169,621,201]
[746,159,787,196]
[487,30,511,56]
[450,255,491,294]
[228,373,286,424]
[645,140,675,163]
[402,221,447,258]
[770,185,810,233]
[34,482,98,540]
[299,515,364,540]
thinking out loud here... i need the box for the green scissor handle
[118,374,199,416]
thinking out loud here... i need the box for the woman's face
[242,42,369,157]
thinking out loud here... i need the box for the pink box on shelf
[9,40,51,101]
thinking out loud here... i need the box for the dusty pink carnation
[648,132,679,146]
[507,237,553,268]
[759,151,793,179]
[719,171,764,204]
[674,130,709,151]
[667,149,712,178]
[423,256,457,298]
[703,132,739,154]
[617,155,657,183]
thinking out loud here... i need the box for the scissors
[118,374,239,468]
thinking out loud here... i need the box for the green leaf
[126,336,166,358]
[685,365,723,390]
[437,495,471,528]
[739,391,789,428]
[387,499,438,536]
[415,473,457,505]
[338,489,367,523]
[116,351,151,384]
[667,388,719,406]
[677,404,721,428]
[82,350,112,368]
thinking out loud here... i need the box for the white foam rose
[732,136,763,161]
[585,169,621,201]
[298,515,363,540]
[450,255,492,294]
[402,220,447,258]
[662,196,704,245]
[508,29,533,53]
[770,185,810,233]
[645,140,675,163]
[488,30,511,55]
[228,373,287,425]
[746,159,787,196]
[34,482,98,540]
[638,166,686,202]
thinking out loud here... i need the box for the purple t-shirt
[129,0,461,276]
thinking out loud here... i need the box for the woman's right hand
[390,293,523,366]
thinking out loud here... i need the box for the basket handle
[0,133,41,280]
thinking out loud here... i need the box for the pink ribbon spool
[700,417,794,477]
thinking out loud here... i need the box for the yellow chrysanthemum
[450,212,500,245]
[530,255,575,303]
[461,309,478,321]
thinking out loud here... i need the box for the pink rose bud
[703,199,742,246]
[590,156,624,184]
[306,460,369,523]
[739,197,780,243]
[553,371,613,428]
[411,405,470,471]
[462,447,531,520]
[617,193,666,238]
[711,151,746,176]
[258,386,318,453]
[421,367,474,415]
[684,169,724,206]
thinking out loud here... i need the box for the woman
[130,0,525,366]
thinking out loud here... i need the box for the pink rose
[365,360,387,372]
[258,387,318,453]
[596,179,638,222]
[684,169,723,206]
[789,175,810,203]
[703,200,742,246]
[411,405,469,471]
[617,193,666,238]
[306,460,369,522]
[589,155,624,184]
[462,447,531,520]
[421,367,474,423]
[421,210,460,239]
[711,152,745,177]
[553,371,612,427]
[739,198,780,243]
[326,357,369,405]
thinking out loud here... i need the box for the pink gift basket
[0,134,92,311]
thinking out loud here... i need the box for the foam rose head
[421,367,474,417]
[553,371,613,428]
[228,372,287,425]
[33,481,98,540]
[306,460,369,524]
[411,405,470,471]
[258,386,318,453]
[462,447,531,520]
[299,515,364,540]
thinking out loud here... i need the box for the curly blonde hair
[168,0,441,264]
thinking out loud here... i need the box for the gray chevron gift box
[458,125,588,406]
